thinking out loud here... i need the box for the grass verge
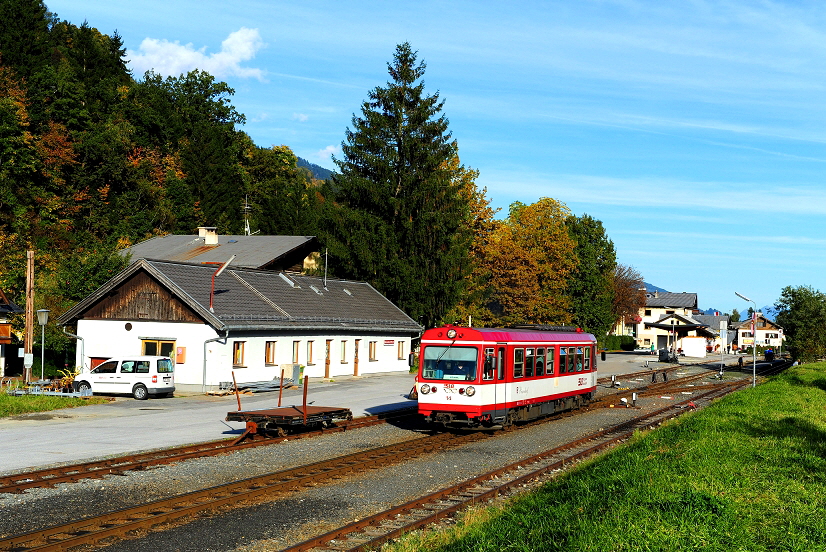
[0,393,110,418]
[388,363,826,552]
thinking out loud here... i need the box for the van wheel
[77,381,91,394]
[132,384,148,400]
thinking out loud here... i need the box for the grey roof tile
[121,235,317,269]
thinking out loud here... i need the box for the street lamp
[36,309,49,381]
[734,292,756,388]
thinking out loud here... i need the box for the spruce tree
[566,214,617,337]
[326,43,472,328]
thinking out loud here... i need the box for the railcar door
[495,346,507,424]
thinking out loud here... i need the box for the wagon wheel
[264,424,287,438]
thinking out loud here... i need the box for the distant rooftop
[646,291,698,309]
[120,228,318,272]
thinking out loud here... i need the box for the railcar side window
[559,348,567,374]
[525,348,535,377]
[483,348,495,380]
[576,347,584,371]
[514,348,524,378]
[422,346,478,381]
[546,347,555,375]
[568,347,577,372]
[584,347,591,371]
[536,347,545,376]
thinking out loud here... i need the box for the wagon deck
[226,405,352,426]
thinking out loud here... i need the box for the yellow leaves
[117,236,133,250]
[127,147,185,184]
[484,197,577,326]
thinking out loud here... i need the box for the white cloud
[128,28,265,79]
[315,145,339,161]
[293,113,309,122]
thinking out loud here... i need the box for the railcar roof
[423,326,596,343]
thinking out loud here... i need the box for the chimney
[198,226,219,245]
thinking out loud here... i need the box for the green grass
[389,364,826,552]
[0,393,110,418]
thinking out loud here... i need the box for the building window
[341,340,347,363]
[142,339,175,358]
[644,309,652,316]
[233,342,245,366]
[397,341,405,360]
[666,310,674,315]
[293,341,300,364]
[307,341,314,365]
[264,341,276,365]
[369,341,377,361]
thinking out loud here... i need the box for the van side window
[93,361,117,374]
[135,361,150,374]
[120,361,135,374]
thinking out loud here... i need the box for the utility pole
[24,250,34,382]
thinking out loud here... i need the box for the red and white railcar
[416,325,598,428]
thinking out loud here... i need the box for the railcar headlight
[420,384,431,395]
[465,385,476,397]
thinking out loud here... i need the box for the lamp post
[36,309,49,381]
[735,292,756,388]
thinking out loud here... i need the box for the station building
[57,258,422,392]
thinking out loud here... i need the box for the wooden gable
[82,271,202,323]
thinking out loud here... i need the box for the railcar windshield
[421,346,478,381]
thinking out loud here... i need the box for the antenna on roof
[242,196,259,236]
[323,248,328,290]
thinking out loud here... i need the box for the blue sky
[46,0,826,315]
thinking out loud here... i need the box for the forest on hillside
[0,1,646,370]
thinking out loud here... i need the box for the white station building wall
[75,319,413,390]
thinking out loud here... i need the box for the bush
[603,335,635,351]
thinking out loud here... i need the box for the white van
[76,356,175,400]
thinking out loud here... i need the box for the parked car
[75,356,175,400]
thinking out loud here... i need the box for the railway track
[0,407,417,495]
[0,369,758,551]
[0,425,492,551]
[285,380,749,552]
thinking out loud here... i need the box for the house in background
[120,227,319,273]
[642,312,717,357]
[58,259,422,391]
[622,291,699,349]
[734,314,784,352]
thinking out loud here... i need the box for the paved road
[1,352,742,475]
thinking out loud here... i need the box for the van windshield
[157,359,174,373]
[421,346,478,381]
